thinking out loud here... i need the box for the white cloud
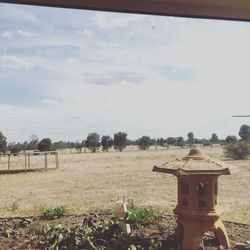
[76,28,93,37]
[92,12,145,29]
[1,31,13,38]
[41,99,58,105]
[0,56,34,70]
[17,30,36,38]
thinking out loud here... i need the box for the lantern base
[175,216,230,250]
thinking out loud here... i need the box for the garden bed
[0,213,249,249]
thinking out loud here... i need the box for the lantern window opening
[197,182,207,196]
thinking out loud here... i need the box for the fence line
[0,151,59,172]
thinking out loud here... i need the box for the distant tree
[75,141,83,153]
[52,141,69,151]
[114,132,127,152]
[157,138,165,147]
[0,131,7,153]
[27,134,39,150]
[101,136,113,152]
[86,133,100,153]
[224,141,250,160]
[137,136,151,150]
[225,135,238,144]
[176,137,185,148]
[82,139,87,153]
[69,142,75,153]
[166,137,176,146]
[37,138,52,152]
[127,139,136,145]
[210,133,219,144]
[187,132,194,146]
[8,143,22,156]
[239,124,250,141]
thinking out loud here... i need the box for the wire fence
[0,151,59,173]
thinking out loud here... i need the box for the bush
[0,131,7,153]
[224,141,250,160]
[86,133,100,153]
[137,136,151,150]
[101,135,113,152]
[42,206,68,220]
[37,138,52,152]
[114,132,127,152]
[225,135,238,144]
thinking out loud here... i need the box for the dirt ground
[0,146,249,224]
[0,214,249,250]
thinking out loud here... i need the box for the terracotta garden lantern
[153,148,231,250]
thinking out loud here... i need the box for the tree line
[0,124,250,155]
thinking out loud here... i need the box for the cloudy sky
[0,3,250,143]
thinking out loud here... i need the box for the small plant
[42,206,68,219]
[126,204,156,227]
[28,221,52,235]
[156,221,177,233]
[0,220,13,237]
[8,200,19,212]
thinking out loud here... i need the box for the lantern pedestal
[153,148,232,250]
[175,215,230,250]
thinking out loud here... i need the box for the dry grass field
[0,146,249,224]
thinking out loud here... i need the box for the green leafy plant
[44,217,118,250]
[42,206,68,220]
[126,205,156,228]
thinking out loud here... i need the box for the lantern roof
[153,147,231,176]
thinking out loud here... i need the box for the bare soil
[0,214,249,250]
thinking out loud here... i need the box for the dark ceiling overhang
[1,0,250,22]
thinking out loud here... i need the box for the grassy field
[0,146,249,224]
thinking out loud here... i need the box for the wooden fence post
[55,152,59,169]
[28,153,31,169]
[45,153,48,171]
[25,152,27,172]
[8,154,10,171]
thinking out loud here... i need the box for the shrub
[137,136,151,150]
[224,141,250,160]
[101,135,114,152]
[0,131,7,153]
[114,132,127,152]
[225,135,238,144]
[42,206,68,220]
[38,138,52,152]
[86,133,100,153]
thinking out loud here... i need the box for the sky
[0,3,250,143]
